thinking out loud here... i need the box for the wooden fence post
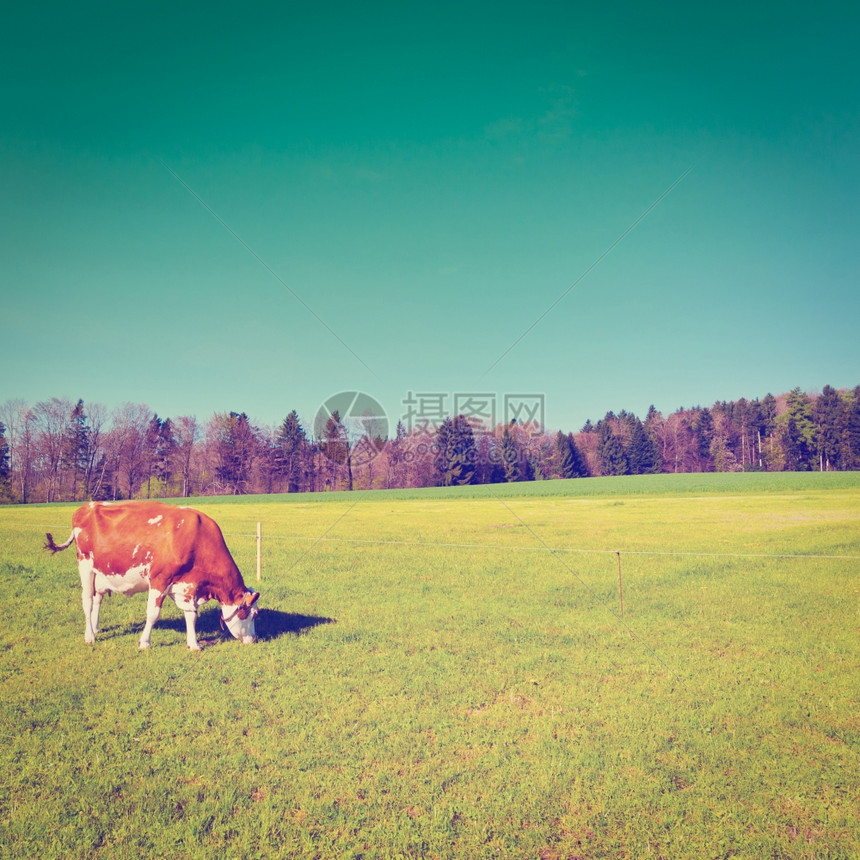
[616,550,623,617]
[256,522,262,582]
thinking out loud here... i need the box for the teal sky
[3,0,858,435]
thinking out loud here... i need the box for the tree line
[1,384,858,503]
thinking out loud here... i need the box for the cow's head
[221,590,260,644]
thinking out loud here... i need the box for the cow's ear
[245,590,260,607]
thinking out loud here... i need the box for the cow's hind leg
[78,557,97,644]
[91,590,105,637]
[139,589,164,649]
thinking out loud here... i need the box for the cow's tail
[44,530,75,554]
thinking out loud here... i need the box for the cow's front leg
[166,586,201,650]
[139,589,164,649]
[182,609,200,651]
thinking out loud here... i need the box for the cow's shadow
[252,608,337,642]
[163,607,336,643]
[100,607,335,647]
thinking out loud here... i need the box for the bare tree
[84,403,108,499]
[32,397,72,502]
[110,403,153,499]
[173,415,199,497]
[0,399,32,502]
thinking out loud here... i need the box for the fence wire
[229,532,860,560]
[15,521,860,561]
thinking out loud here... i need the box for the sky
[2,0,858,437]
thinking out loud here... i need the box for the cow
[45,501,260,650]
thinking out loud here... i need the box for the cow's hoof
[139,641,151,650]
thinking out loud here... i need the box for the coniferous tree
[500,425,521,482]
[158,419,177,484]
[276,410,306,493]
[627,417,661,474]
[569,433,589,477]
[214,411,258,494]
[691,408,714,471]
[843,386,860,470]
[435,416,476,486]
[744,398,764,469]
[760,393,778,430]
[784,389,815,470]
[321,410,351,491]
[597,421,629,476]
[0,422,10,502]
[386,421,408,489]
[63,399,90,500]
[144,415,163,498]
[758,393,779,470]
[710,433,740,472]
[813,385,844,471]
[528,452,543,480]
[781,417,804,470]
[556,431,588,478]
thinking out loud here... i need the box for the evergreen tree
[0,423,8,481]
[143,414,176,497]
[500,425,521,482]
[386,420,408,489]
[215,412,258,493]
[156,418,177,488]
[63,399,90,500]
[842,386,860,470]
[435,416,476,486]
[813,385,844,471]
[276,410,306,492]
[627,418,661,474]
[760,393,778,431]
[321,410,352,490]
[757,393,779,470]
[732,397,753,468]
[781,416,804,470]
[557,431,573,478]
[597,422,629,476]
[0,422,11,502]
[710,433,740,472]
[691,407,714,470]
[556,431,588,478]
[645,404,662,432]
[784,388,815,469]
[745,398,764,469]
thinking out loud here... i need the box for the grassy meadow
[0,473,858,859]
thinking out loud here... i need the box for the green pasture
[0,473,858,859]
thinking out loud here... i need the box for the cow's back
[73,501,246,604]
[73,502,198,576]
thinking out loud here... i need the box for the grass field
[1,473,858,859]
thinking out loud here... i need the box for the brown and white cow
[45,501,260,649]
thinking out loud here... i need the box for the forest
[1,385,858,503]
